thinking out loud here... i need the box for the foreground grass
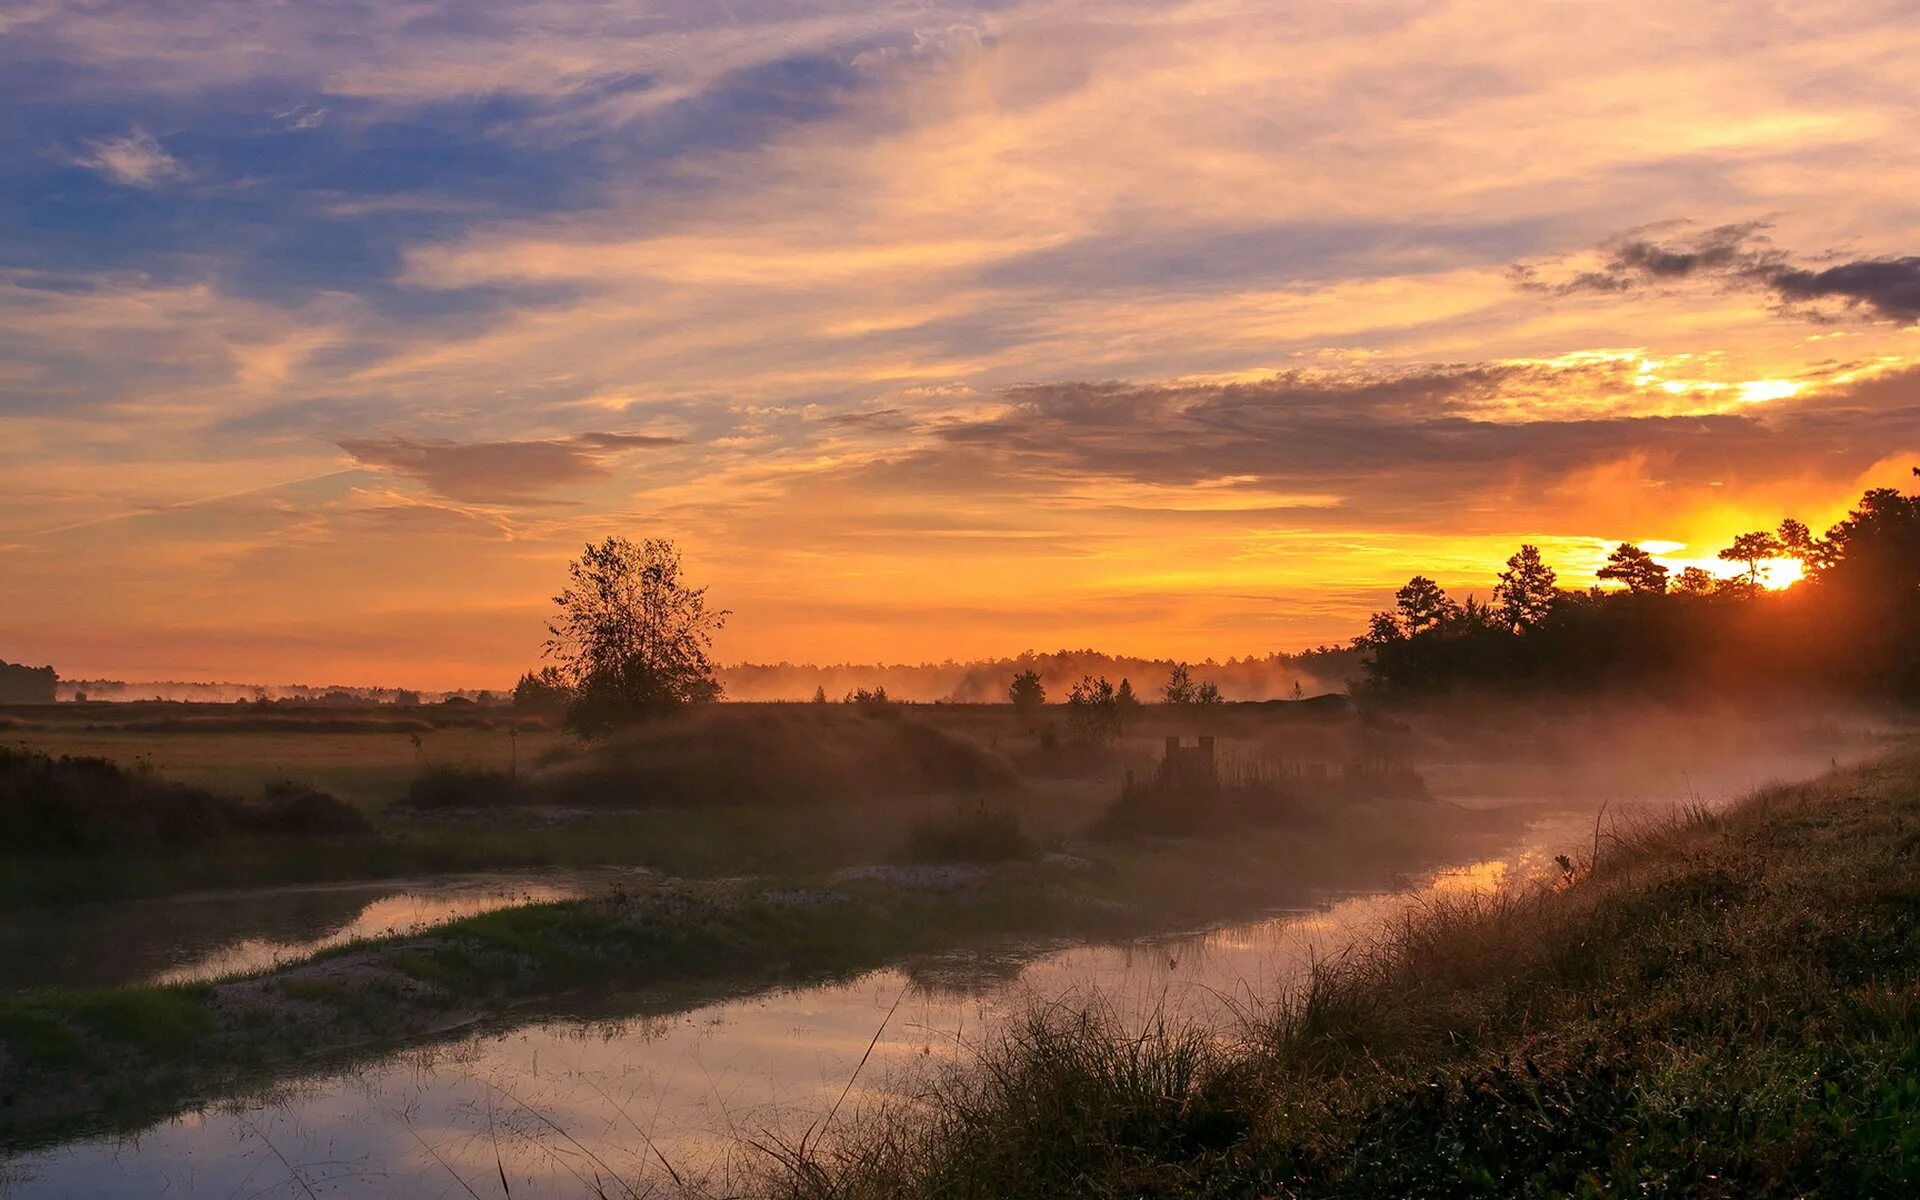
[0,793,1501,1151]
[769,750,1920,1199]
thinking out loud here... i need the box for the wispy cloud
[8,0,1920,681]
[336,431,685,504]
[70,130,188,187]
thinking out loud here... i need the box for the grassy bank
[767,749,1920,1198]
[0,792,1502,1151]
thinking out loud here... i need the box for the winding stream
[0,753,1858,1198]
[0,871,639,993]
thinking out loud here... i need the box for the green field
[2,706,559,810]
[0,701,1130,906]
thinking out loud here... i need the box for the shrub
[0,747,372,851]
[0,745,235,852]
[401,764,533,810]
[241,781,372,835]
[903,805,1035,863]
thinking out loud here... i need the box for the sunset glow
[4,1,1920,687]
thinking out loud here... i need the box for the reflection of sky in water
[0,871,637,994]
[0,758,1850,1197]
[5,814,1609,1198]
[150,881,595,985]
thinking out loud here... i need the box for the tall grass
[764,752,1920,1198]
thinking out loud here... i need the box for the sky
[3,0,1919,688]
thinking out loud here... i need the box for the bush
[0,746,371,852]
[401,764,533,810]
[240,781,372,835]
[1,745,232,852]
[903,806,1035,863]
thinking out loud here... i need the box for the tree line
[515,473,1920,738]
[1354,472,1920,699]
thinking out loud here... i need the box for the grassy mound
[0,746,369,852]
[769,750,1920,1198]
[405,706,1018,809]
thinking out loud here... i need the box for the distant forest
[1355,473,1920,700]
[18,473,1918,709]
[718,648,1358,704]
[0,660,55,704]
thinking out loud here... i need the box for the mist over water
[0,726,1867,1199]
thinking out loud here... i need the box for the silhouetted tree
[1494,545,1557,631]
[0,660,56,704]
[544,536,728,739]
[1811,482,1920,593]
[1776,518,1818,565]
[1359,610,1405,647]
[1008,669,1046,717]
[1597,542,1669,595]
[1458,594,1499,629]
[1352,471,1920,700]
[812,685,828,704]
[1674,566,1717,597]
[513,666,571,713]
[1115,677,1141,731]
[1806,479,1920,692]
[1719,530,1782,588]
[1395,575,1458,633]
[1161,663,1196,704]
[1066,675,1121,743]
[1160,662,1223,704]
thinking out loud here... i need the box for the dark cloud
[1521,222,1920,323]
[1768,258,1920,323]
[899,365,1920,530]
[337,431,682,503]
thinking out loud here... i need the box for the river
[0,752,1856,1198]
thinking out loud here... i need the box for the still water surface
[0,759,1847,1198]
[0,871,639,993]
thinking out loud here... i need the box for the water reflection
[0,758,1853,1197]
[0,871,634,992]
[3,811,1604,1199]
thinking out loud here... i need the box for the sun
[1758,557,1805,590]
[1647,554,1805,590]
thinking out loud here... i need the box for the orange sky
[3,1,1919,688]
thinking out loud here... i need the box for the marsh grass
[0,985,214,1067]
[765,753,1920,1198]
[901,805,1036,863]
[0,745,368,854]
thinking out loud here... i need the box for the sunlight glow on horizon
[3,0,1920,686]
